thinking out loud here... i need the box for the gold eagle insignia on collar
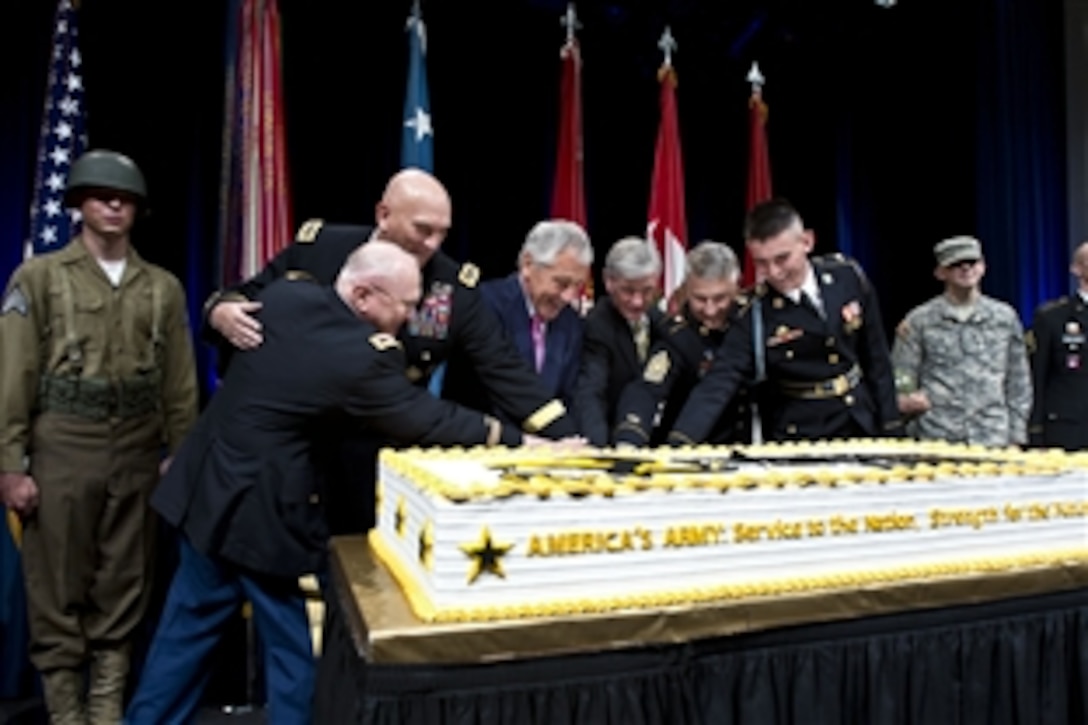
[295,218,324,243]
[458,262,480,288]
[369,333,402,351]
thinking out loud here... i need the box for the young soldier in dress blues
[576,238,669,446]
[127,241,526,725]
[1028,241,1088,450]
[0,151,198,724]
[613,241,751,446]
[892,236,1031,448]
[667,199,901,444]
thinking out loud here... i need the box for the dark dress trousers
[1029,294,1088,450]
[575,296,667,446]
[668,255,902,444]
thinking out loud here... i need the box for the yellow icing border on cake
[367,535,1088,625]
[380,442,1087,503]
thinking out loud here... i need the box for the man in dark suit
[668,199,902,444]
[125,241,526,724]
[576,237,668,446]
[443,220,592,416]
[614,241,752,446]
[203,170,576,534]
[1028,241,1088,450]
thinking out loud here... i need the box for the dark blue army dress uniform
[613,303,752,446]
[668,255,902,444]
[127,278,522,724]
[1028,294,1088,450]
[202,222,576,533]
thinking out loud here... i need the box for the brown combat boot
[86,646,130,725]
[41,668,88,725]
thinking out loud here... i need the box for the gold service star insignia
[459,526,514,584]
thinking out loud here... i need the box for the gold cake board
[329,534,1088,665]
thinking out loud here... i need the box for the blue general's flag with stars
[401,0,433,171]
[27,0,87,258]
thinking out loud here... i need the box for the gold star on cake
[459,526,514,584]
[419,521,434,571]
[394,496,407,538]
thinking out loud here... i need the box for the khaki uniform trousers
[22,410,162,672]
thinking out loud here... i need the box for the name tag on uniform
[408,282,452,339]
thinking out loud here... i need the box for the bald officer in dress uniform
[1028,241,1088,450]
[0,150,198,725]
[668,199,902,444]
[613,241,751,446]
[127,241,525,724]
[202,170,577,533]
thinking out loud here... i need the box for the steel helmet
[64,149,147,206]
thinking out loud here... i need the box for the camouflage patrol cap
[934,236,982,267]
[64,149,147,206]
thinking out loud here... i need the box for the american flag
[27,0,87,258]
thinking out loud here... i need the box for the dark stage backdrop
[0,0,1072,385]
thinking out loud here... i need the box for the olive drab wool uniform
[613,303,752,446]
[1028,294,1088,450]
[668,255,902,444]
[0,239,198,674]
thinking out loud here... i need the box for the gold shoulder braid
[295,218,324,244]
[458,262,480,288]
[369,333,402,351]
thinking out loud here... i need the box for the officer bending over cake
[613,241,752,446]
[126,241,539,724]
[202,168,578,534]
[668,199,902,444]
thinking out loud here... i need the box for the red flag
[743,85,772,287]
[219,0,293,286]
[551,40,586,227]
[647,65,688,303]
[550,37,592,309]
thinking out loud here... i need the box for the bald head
[336,239,422,333]
[375,168,452,265]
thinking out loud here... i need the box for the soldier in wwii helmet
[0,149,198,724]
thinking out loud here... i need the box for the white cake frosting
[369,440,1088,623]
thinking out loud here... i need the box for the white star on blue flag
[401,1,434,172]
[27,0,87,257]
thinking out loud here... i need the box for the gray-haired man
[575,237,667,445]
[443,220,592,415]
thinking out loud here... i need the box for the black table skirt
[314,586,1088,725]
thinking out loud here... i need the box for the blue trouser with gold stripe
[125,536,313,725]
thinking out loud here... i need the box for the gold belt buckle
[832,375,849,396]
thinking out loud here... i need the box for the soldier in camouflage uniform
[0,150,198,724]
[891,236,1031,447]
